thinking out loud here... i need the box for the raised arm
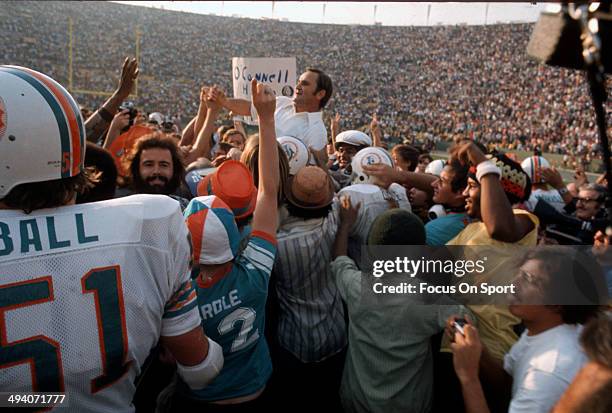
[333,196,360,259]
[101,110,130,149]
[370,113,383,148]
[185,100,221,165]
[193,86,210,138]
[330,113,340,148]
[455,141,533,242]
[362,163,436,194]
[180,116,197,147]
[208,86,251,116]
[541,167,573,205]
[85,57,138,143]
[451,325,491,413]
[250,79,279,235]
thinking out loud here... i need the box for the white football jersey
[0,194,201,412]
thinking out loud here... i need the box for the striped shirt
[274,184,411,362]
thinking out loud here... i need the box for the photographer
[104,107,156,177]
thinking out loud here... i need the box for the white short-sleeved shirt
[503,324,587,413]
[251,96,327,151]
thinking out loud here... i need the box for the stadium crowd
[1,2,612,413]
[3,1,612,171]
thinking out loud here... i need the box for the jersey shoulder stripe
[164,280,198,319]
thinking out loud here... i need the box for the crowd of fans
[2,2,612,413]
[3,1,611,171]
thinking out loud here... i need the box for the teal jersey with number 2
[179,230,276,401]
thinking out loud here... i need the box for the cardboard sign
[232,57,296,124]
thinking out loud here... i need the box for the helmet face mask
[0,66,86,198]
[351,147,394,185]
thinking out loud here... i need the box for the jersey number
[0,266,132,393]
[218,307,259,353]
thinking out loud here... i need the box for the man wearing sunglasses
[535,182,607,245]
[572,184,606,222]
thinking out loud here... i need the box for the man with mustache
[123,133,190,210]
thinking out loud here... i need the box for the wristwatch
[557,187,569,196]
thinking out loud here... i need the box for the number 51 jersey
[0,194,202,412]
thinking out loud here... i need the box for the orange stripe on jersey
[251,230,277,245]
[168,290,197,311]
[21,67,81,176]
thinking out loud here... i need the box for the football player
[0,66,223,412]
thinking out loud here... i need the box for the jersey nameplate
[0,204,144,260]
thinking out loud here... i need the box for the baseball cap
[184,195,241,265]
[335,130,372,150]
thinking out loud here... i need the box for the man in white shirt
[449,247,605,413]
[207,68,332,162]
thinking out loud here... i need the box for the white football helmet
[425,159,446,177]
[278,136,309,175]
[351,147,394,184]
[520,156,550,184]
[0,65,86,198]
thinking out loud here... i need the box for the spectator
[534,181,608,245]
[172,79,280,409]
[417,153,433,173]
[450,247,604,413]
[240,135,290,203]
[121,133,190,209]
[391,144,421,172]
[329,130,372,190]
[76,142,118,203]
[332,200,471,413]
[222,128,247,151]
[196,160,257,234]
[272,166,346,411]
[426,158,470,245]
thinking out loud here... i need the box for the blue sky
[112,2,548,26]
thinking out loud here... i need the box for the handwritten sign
[232,57,297,100]
[232,57,296,125]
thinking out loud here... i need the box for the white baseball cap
[335,130,372,149]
